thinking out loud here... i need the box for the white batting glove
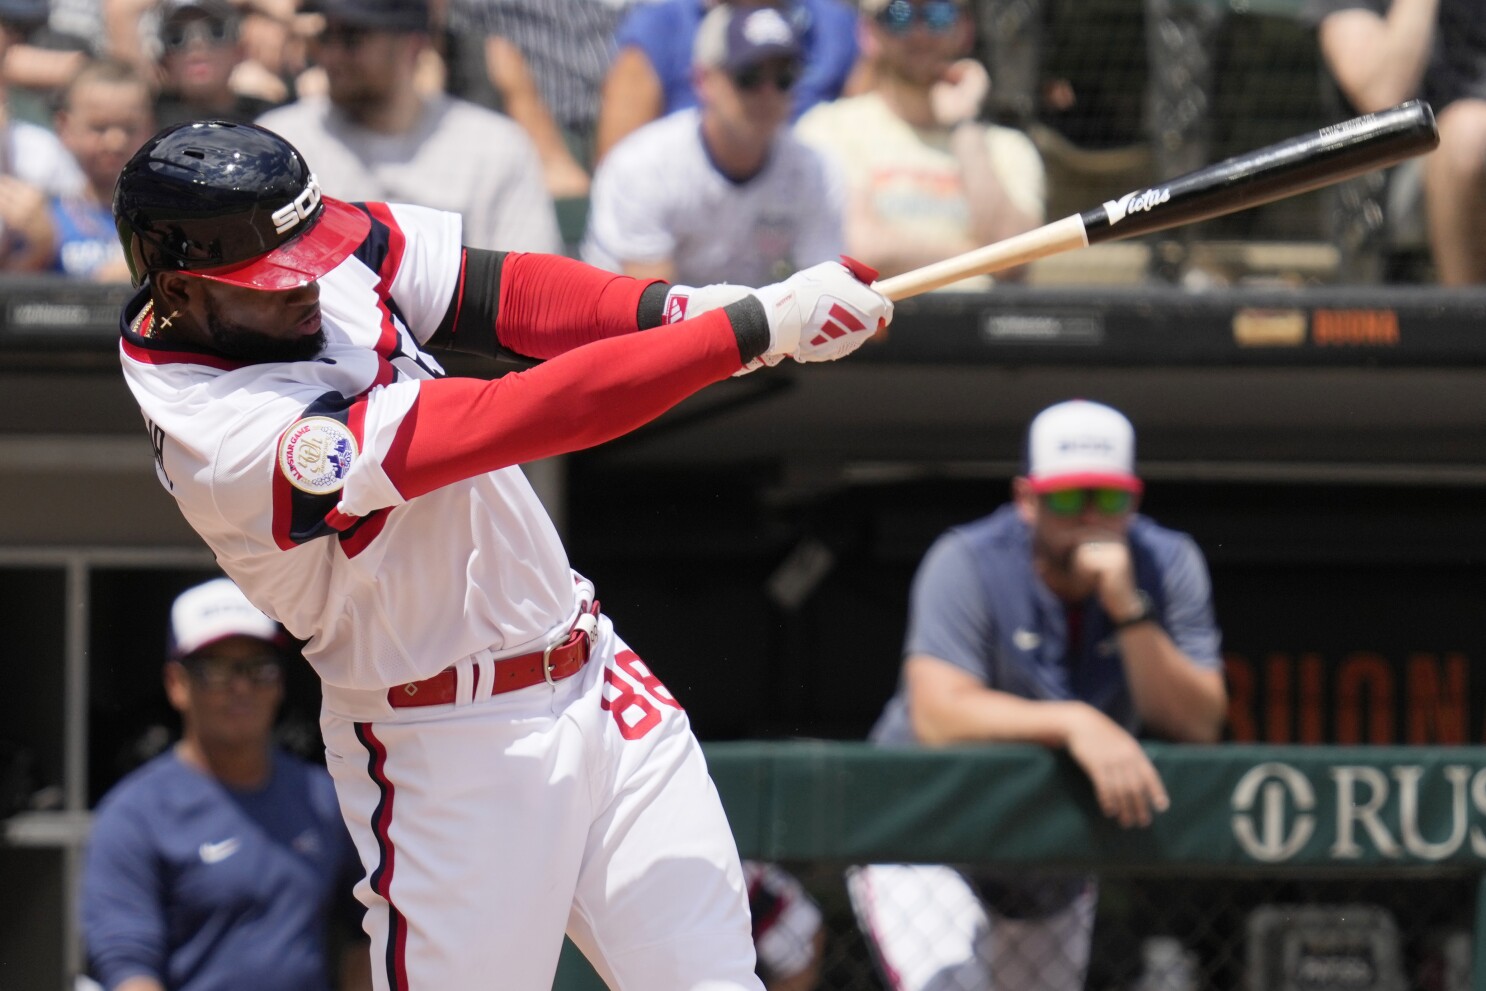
[753,259,893,364]
[661,282,753,325]
[662,281,783,376]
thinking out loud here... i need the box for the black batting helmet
[113,120,369,290]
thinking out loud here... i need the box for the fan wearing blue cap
[582,3,845,289]
[597,0,860,161]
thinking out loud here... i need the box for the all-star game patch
[278,416,358,495]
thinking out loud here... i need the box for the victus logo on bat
[1103,187,1172,225]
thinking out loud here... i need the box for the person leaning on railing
[846,399,1229,991]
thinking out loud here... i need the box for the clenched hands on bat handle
[661,258,893,375]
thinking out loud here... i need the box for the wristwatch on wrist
[1112,590,1156,631]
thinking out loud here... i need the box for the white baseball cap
[168,577,281,659]
[1024,400,1143,494]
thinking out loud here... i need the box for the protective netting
[799,864,1476,991]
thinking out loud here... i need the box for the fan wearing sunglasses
[846,400,1227,991]
[795,0,1045,288]
[595,0,861,163]
[582,3,844,289]
[153,0,283,128]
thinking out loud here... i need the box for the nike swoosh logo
[199,838,241,864]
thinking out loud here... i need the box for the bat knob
[840,255,879,285]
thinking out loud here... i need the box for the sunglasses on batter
[1040,487,1135,517]
[732,63,800,93]
[875,0,962,35]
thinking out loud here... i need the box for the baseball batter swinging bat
[873,99,1440,300]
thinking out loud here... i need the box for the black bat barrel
[1079,100,1439,245]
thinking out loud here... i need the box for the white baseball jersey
[121,203,577,692]
[120,201,767,990]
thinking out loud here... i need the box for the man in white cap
[81,577,370,991]
[846,399,1228,991]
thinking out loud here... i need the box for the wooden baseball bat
[874,100,1440,300]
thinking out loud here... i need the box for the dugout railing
[554,742,1486,991]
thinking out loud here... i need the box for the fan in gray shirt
[258,0,560,255]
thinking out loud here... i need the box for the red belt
[387,601,600,709]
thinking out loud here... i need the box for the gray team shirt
[870,504,1222,745]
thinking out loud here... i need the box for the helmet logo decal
[271,176,323,235]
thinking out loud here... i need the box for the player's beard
[204,296,326,363]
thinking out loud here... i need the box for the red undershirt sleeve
[495,252,665,358]
[380,307,745,501]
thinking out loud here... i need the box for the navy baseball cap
[305,0,428,31]
[693,4,802,73]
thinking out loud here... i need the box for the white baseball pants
[321,615,764,991]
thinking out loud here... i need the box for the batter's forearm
[432,249,668,360]
[386,303,764,499]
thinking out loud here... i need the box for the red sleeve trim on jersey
[381,308,742,500]
[369,355,397,390]
[493,252,664,359]
[365,203,407,359]
[323,507,358,531]
[270,454,298,551]
[339,508,392,558]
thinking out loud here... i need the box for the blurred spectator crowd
[0,0,1477,283]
